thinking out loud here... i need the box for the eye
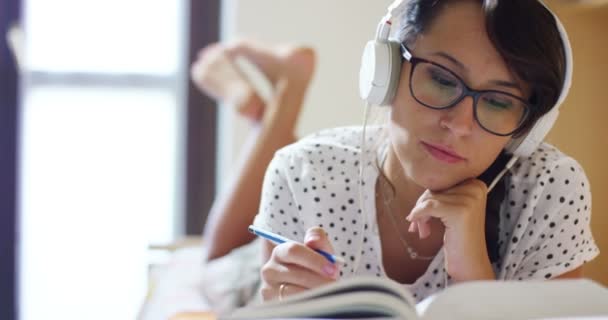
[482,94,514,110]
[429,68,458,88]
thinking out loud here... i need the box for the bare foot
[191,43,265,121]
[190,40,316,131]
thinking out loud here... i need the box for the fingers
[261,250,330,289]
[260,242,338,301]
[303,226,335,256]
[273,239,339,280]
[277,282,307,300]
[260,279,308,301]
[406,179,488,236]
[415,217,432,239]
[407,197,441,222]
[260,227,340,301]
[407,217,431,239]
[408,220,418,233]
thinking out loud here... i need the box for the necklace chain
[378,175,436,261]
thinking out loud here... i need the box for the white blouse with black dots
[253,126,599,302]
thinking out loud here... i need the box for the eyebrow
[430,51,523,92]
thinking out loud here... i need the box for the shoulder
[278,126,376,155]
[505,142,591,223]
[509,142,588,190]
[271,126,383,172]
[498,143,598,279]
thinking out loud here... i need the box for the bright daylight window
[19,0,187,319]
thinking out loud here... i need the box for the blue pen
[248,225,345,264]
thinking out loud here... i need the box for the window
[19,1,187,319]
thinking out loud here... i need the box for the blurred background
[0,0,606,319]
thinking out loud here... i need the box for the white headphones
[358,0,573,159]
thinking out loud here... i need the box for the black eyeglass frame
[400,44,532,137]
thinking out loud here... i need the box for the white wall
[217,0,393,190]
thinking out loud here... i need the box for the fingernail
[405,214,412,221]
[306,235,321,244]
[323,264,336,276]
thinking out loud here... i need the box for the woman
[251,0,599,303]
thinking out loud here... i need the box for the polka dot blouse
[253,126,599,302]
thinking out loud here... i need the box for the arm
[202,120,296,261]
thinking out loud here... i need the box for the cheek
[390,66,428,132]
[391,64,414,111]
[389,72,439,152]
[388,92,423,155]
[475,134,510,170]
[468,135,510,176]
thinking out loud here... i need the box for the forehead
[424,1,489,48]
[412,1,523,92]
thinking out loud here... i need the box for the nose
[439,96,475,137]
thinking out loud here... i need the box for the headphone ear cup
[359,40,402,106]
[506,107,560,157]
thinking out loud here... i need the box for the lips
[421,141,466,164]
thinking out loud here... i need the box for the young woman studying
[190,0,599,310]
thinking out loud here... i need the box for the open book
[222,276,608,320]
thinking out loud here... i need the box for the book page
[245,276,417,309]
[416,279,608,320]
[225,276,420,319]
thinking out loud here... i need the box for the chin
[422,179,456,192]
[413,170,465,192]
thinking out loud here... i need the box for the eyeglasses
[400,44,531,136]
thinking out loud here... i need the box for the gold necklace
[378,174,436,261]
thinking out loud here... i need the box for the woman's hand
[259,227,340,301]
[406,178,495,281]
